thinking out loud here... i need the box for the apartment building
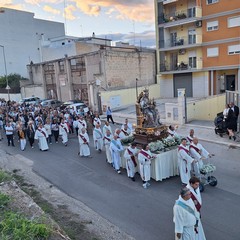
[155,0,240,98]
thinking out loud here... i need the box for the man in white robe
[173,187,200,240]
[93,114,101,127]
[78,128,91,157]
[186,177,206,240]
[121,118,132,133]
[167,125,179,139]
[103,129,113,164]
[102,121,112,135]
[77,116,87,131]
[124,142,138,181]
[119,124,131,139]
[138,144,155,188]
[186,129,195,143]
[110,134,123,174]
[189,137,212,176]
[93,124,103,152]
[59,119,69,146]
[34,123,49,151]
[178,138,195,185]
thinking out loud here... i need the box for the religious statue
[136,89,161,128]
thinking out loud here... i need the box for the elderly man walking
[173,187,200,240]
[110,134,123,174]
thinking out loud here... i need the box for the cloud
[0,0,24,10]
[97,30,156,48]
[25,0,62,5]
[64,5,77,20]
[43,5,61,15]
[71,0,154,22]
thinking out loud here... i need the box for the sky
[0,0,156,48]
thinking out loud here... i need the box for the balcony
[158,7,202,26]
[160,60,202,73]
[160,35,202,51]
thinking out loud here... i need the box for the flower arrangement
[200,164,216,175]
[121,136,135,145]
[149,140,165,152]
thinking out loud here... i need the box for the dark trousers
[52,130,59,142]
[28,137,34,147]
[6,134,14,146]
[107,115,115,124]
[47,134,52,144]
[75,127,79,136]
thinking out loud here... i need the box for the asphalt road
[1,133,240,240]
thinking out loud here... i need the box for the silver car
[41,99,62,108]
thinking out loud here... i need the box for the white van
[67,103,89,114]
[19,97,40,105]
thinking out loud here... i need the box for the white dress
[93,127,103,150]
[34,128,49,151]
[59,123,69,144]
[173,196,200,240]
[138,149,152,182]
[104,134,113,163]
[124,146,138,178]
[77,119,87,130]
[110,139,123,170]
[78,132,90,156]
[178,144,194,184]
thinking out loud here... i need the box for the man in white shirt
[5,122,15,147]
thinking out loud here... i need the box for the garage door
[173,73,192,97]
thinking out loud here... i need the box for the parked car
[40,99,62,108]
[19,97,40,105]
[60,99,84,110]
[67,103,89,114]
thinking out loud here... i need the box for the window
[188,51,196,68]
[207,47,219,57]
[207,21,218,31]
[228,16,240,28]
[228,45,240,55]
[206,0,219,4]
[188,29,196,44]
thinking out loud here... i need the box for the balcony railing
[162,35,202,49]
[159,7,202,24]
[160,60,202,72]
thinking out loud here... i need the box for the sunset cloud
[64,5,77,20]
[0,0,24,10]
[43,5,60,15]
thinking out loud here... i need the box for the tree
[0,74,27,88]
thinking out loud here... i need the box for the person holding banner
[78,128,91,158]
[34,123,49,151]
[124,142,138,181]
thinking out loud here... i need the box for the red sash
[104,136,111,142]
[61,124,68,133]
[127,148,137,167]
[139,150,151,160]
[191,193,201,212]
[189,144,201,154]
[187,136,193,142]
[121,129,129,136]
[78,120,85,127]
[79,134,88,144]
[38,128,46,138]
[178,146,189,173]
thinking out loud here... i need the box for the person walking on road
[78,128,91,158]
[93,123,103,153]
[124,142,138,181]
[173,187,200,240]
[5,121,15,147]
[103,129,113,164]
[106,106,115,124]
[186,177,206,240]
[34,123,49,151]
[138,144,155,188]
[59,119,69,146]
[110,134,123,174]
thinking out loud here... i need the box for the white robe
[138,150,152,182]
[104,134,113,163]
[186,184,206,240]
[110,139,123,170]
[102,124,112,135]
[93,127,103,150]
[59,123,69,144]
[34,128,49,151]
[78,132,90,156]
[178,144,194,184]
[173,196,200,240]
[186,135,195,144]
[189,143,209,176]
[121,123,132,132]
[77,119,87,130]
[93,117,101,127]
[124,146,138,178]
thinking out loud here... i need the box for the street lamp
[0,45,10,101]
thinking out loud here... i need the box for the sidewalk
[101,112,240,148]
